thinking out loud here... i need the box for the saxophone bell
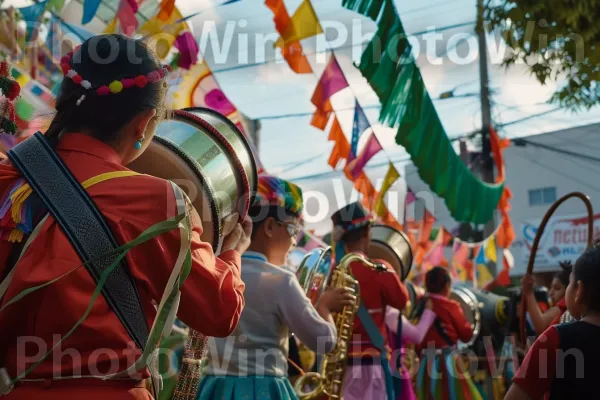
[294,253,386,400]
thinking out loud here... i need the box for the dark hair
[248,205,296,239]
[425,266,451,294]
[573,246,600,312]
[46,34,167,143]
[554,260,573,287]
[341,225,369,244]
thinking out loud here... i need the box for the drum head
[449,286,481,348]
[368,224,413,281]
[128,109,257,252]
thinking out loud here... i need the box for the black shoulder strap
[7,133,149,351]
[433,317,454,347]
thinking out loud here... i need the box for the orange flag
[353,172,377,208]
[265,0,312,74]
[327,118,350,169]
[158,0,176,21]
[418,210,435,247]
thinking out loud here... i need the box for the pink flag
[117,0,138,36]
[424,244,444,266]
[345,133,382,180]
[452,241,469,266]
[311,56,349,110]
[405,188,416,205]
[175,32,199,70]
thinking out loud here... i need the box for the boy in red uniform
[416,267,482,400]
[330,202,408,400]
[506,246,600,400]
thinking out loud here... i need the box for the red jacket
[419,294,473,349]
[348,254,408,355]
[0,134,245,385]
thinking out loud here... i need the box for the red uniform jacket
[419,294,473,349]
[0,134,245,393]
[348,254,408,356]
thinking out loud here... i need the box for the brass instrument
[295,247,335,305]
[519,192,593,344]
[294,253,387,400]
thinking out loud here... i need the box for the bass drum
[449,285,482,348]
[128,107,258,253]
[295,247,334,305]
[368,224,413,281]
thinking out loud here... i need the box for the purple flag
[311,55,349,110]
[345,133,382,180]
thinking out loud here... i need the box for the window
[529,187,557,206]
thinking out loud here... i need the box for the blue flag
[82,0,102,24]
[19,1,48,41]
[475,246,487,265]
[349,101,370,162]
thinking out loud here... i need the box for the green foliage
[485,0,600,110]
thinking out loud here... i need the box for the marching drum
[128,107,258,253]
[295,247,334,305]
[449,285,482,348]
[367,224,413,281]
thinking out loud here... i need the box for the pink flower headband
[60,48,172,106]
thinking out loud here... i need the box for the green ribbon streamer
[3,213,189,383]
[343,0,504,225]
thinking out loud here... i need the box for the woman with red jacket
[0,35,248,399]
[415,267,482,400]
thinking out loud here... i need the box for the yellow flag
[485,236,497,263]
[374,163,400,217]
[103,17,117,34]
[477,264,493,288]
[274,0,323,48]
[140,8,186,59]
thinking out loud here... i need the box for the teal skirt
[196,375,298,400]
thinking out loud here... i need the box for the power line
[211,21,476,74]
[513,138,600,164]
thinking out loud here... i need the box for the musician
[507,246,600,400]
[415,267,482,400]
[0,35,249,399]
[330,202,409,400]
[197,175,353,400]
[521,261,572,335]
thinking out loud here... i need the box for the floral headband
[60,48,171,106]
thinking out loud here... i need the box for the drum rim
[370,224,413,281]
[151,134,222,250]
[450,286,482,348]
[182,106,259,197]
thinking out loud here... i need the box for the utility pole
[476,0,497,276]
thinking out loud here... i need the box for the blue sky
[9,0,600,233]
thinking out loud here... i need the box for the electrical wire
[514,138,600,164]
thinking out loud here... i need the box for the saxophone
[294,253,387,400]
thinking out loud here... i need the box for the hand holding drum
[222,216,252,254]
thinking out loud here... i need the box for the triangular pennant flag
[374,163,400,217]
[274,0,324,48]
[475,246,487,265]
[503,248,514,269]
[452,241,469,267]
[349,101,370,162]
[103,17,118,34]
[82,0,102,24]
[485,236,497,263]
[117,0,138,36]
[140,8,185,58]
[345,133,383,180]
[311,56,349,110]
[405,188,416,205]
[476,264,494,288]
[19,1,48,41]
[354,172,377,209]
[327,118,350,169]
[158,0,176,21]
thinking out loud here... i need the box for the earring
[135,135,145,150]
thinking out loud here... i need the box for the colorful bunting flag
[374,163,400,217]
[117,0,138,36]
[82,0,102,24]
[19,1,47,41]
[274,0,323,48]
[476,264,494,288]
[345,133,382,180]
[104,17,118,34]
[503,248,514,269]
[475,246,487,266]
[354,172,377,209]
[265,0,313,74]
[158,0,176,21]
[174,32,199,70]
[311,55,348,130]
[405,188,416,205]
[140,8,186,59]
[452,242,469,267]
[349,101,370,162]
[485,236,497,263]
[327,118,350,169]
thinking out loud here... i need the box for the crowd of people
[1,34,599,400]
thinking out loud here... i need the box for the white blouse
[202,251,337,376]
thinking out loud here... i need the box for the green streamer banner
[343,0,504,225]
